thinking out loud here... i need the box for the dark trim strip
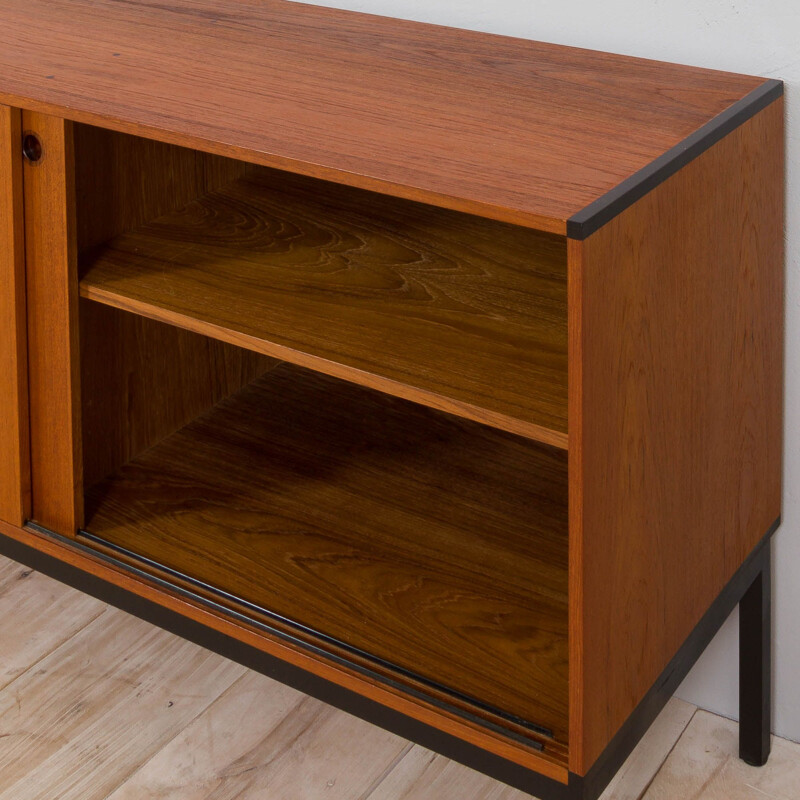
[575,516,780,800]
[77,527,553,741]
[0,523,573,799]
[567,79,783,239]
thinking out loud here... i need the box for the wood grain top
[0,0,769,232]
[83,362,569,751]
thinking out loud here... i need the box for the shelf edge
[78,284,570,450]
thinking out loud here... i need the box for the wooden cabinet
[0,2,783,798]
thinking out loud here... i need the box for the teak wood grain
[79,169,568,446]
[80,304,276,487]
[23,111,82,535]
[569,99,783,775]
[0,105,29,526]
[74,119,275,486]
[0,0,766,232]
[73,123,250,257]
[83,363,569,750]
[0,2,785,792]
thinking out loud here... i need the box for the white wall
[292,0,800,743]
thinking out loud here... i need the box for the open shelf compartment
[72,123,571,764]
[80,357,569,750]
[76,126,568,448]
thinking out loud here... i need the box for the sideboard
[0,2,783,798]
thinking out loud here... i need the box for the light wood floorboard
[106,670,412,800]
[363,698,694,800]
[644,710,800,800]
[0,555,796,799]
[0,598,245,800]
[600,698,696,800]
[0,559,105,691]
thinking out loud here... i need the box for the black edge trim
[0,523,577,799]
[76,527,553,742]
[567,79,784,240]
[576,516,780,800]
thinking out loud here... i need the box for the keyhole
[22,133,43,163]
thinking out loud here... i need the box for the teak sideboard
[0,2,784,798]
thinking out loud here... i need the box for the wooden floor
[0,554,796,799]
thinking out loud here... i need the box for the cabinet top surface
[0,0,769,232]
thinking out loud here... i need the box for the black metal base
[0,517,778,800]
[739,540,772,766]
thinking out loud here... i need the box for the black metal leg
[739,540,771,766]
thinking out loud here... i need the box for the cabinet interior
[73,123,570,760]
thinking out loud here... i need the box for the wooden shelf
[82,362,569,751]
[79,169,568,448]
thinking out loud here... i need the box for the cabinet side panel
[572,99,783,774]
[24,112,82,535]
[0,105,29,525]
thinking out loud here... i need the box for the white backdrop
[290,0,800,743]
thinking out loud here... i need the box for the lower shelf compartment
[82,362,569,750]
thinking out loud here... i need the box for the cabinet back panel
[74,123,249,259]
[75,125,276,487]
[80,303,276,487]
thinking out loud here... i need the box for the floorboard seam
[97,664,252,799]
[360,741,416,800]
[0,601,108,696]
[635,705,700,800]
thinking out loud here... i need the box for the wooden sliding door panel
[23,111,82,535]
[569,98,784,774]
[0,105,29,526]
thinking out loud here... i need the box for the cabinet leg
[739,541,771,766]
